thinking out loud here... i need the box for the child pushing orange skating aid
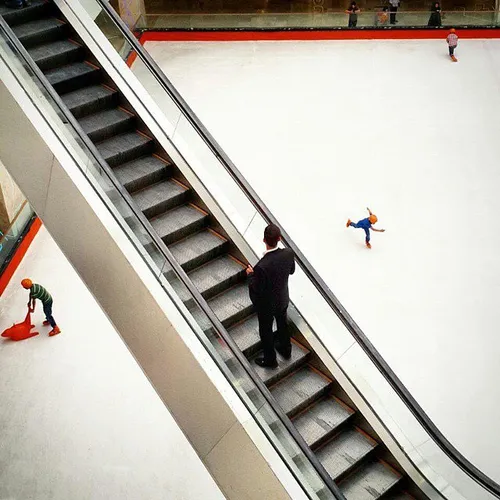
[346,207,385,249]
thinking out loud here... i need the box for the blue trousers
[43,300,57,328]
[350,222,370,242]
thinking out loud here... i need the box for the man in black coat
[246,224,295,368]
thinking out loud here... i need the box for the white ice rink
[145,38,500,482]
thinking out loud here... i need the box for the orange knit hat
[21,278,32,289]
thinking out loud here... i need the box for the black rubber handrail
[92,2,500,498]
[0,14,344,500]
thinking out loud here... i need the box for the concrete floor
[0,227,225,500]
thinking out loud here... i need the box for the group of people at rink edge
[345,2,460,60]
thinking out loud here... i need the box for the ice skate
[366,240,372,249]
[451,55,457,62]
[49,326,61,337]
[43,320,50,326]
[346,219,352,228]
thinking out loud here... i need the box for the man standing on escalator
[246,224,295,368]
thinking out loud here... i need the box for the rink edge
[0,217,42,296]
[137,28,500,42]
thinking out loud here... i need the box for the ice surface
[146,38,500,482]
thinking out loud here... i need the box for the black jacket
[248,248,295,313]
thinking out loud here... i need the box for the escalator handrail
[91,2,500,497]
[0,14,345,500]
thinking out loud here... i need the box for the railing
[77,1,500,499]
[136,9,500,30]
[0,199,35,274]
[0,12,343,500]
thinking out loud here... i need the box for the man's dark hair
[264,224,281,248]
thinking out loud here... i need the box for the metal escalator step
[189,256,246,300]
[151,204,208,245]
[293,397,355,449]
[208,283,253,328]
[269,366,332,417]
[79,108,135,143]
[317,428,378,481]
[340,461,402,500]
[114,155,171,193]
[169,255,245,307]
[132,179,189,219]
[250,340,310,386]
[28,39,83,71]
[45,61,100,94]
[169,230,228,272]
[228,314,260,355]
[0,0,49,27]
[387,493,414,500]
[62,85,119,119]
[97,131,154,167]
[12,17,67,48]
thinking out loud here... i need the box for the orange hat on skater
[21,278,33,289]
[369,214,378,224]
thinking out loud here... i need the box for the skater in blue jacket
[346,207,385,249]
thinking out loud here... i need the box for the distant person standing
[447,28,458,61]
[246,224,295,368]
[345,1,361,27]
[21,279,61,336]
[389,0,399,24]
[428,2,442,26]
[377,7,389,25]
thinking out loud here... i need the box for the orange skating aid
[1,308,39,341]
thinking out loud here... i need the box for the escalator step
[62,84,119,119]
[270,366,332,417]
[80,107,135,143]
[132,179,189,219]
[317,428,377,481]
[292,396,355,449]
[189,255,246,300]
[28,39,83,71]
[387,493,415,500]
[250,340,310,386]
[97,131,154,167]
[208,283,253,328]
[114,155,171,193]
[339,461,402,500]
[12,17,67,48]
[228,314,260,355]
[0,0,49,26]
[169,229,228,272]
[45,61,100,94]
[151,204,208,245]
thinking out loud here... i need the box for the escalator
[0,2,425,499]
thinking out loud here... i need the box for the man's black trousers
[257,308,291,364]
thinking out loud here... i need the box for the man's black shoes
[255,357,278,368]
[276,345,291,360]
